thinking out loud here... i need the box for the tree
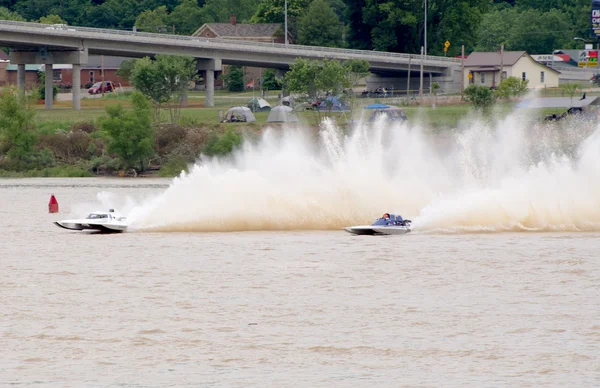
[343,58,370,88]
[135,6,169,32]
[495,76,528,99]
[0,86,36,162]
[251,0,311,39]
[166,0,207,35]
[345,0,371,50]
[116,59,137,81]
[464,84,496,111]
[561,83,580,108]
[99,91,154,173]
[261,69,281,90]
[130,54,198,123]
[38,14,67,24]
[284,58,320,98]
[15,0,90,25]
[284,57,365,122]
[476,7,573,53]
[220,66,244,92]
[37,70,58,101]
[202,0,262,23]
[297,0,344,47]
[0,6,25,21]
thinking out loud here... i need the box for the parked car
[88,81,115,94]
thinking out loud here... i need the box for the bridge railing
[0,20,461,65]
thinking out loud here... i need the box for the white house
[464,51,560,89]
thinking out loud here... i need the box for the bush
[220,66,244,92]
[71,121,97,133]
[37,71,59,101]
[464,84,496,111]
[495,76,529,99]
[203,128,242,156]
[89,155,122,174]
[99,91,155,172]
[158,155,190,177]
[155,124,187,156]
[262,69,282,90]
[37,130,92,163]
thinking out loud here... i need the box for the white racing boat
[54,209,128,233]
[344,213,411,235]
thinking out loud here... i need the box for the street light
[284,0,288,46]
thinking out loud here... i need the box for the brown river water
[1,177,599,387]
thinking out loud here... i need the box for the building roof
[515,96,599,108]
[465,51,527,67]
[0,50,9,61]
[6,64,44,71]
[193,23,283,38]
[465,50,560,74]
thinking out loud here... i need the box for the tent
[368,106,407,122]
[364,103,391,109]
[281,96,295,107]
[221,106,256,123]
[266,105,300,123]
[318,96,351,112]
[247,97,271,112]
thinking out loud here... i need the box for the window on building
[502,71,507,80]
[522,72,526,81]
[480,72,485,84]
[540,71,545,82]
[52,70,62,81]
[89,71,95,84]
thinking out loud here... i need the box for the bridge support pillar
[17,64,25,91]
[45,64,53,109]
[196,59,221,108]
[205,69,214,107]
[10,48,88,109]
[72,64,80,110]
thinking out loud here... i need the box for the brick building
[5,55,131,89]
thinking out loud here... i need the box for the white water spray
[97,109,600,233]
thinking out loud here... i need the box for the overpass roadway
[0,20,462,109]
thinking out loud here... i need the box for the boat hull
[344,225,410,235]
[54,220,127,233]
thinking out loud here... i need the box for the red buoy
[49,194,59,213]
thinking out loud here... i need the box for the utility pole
[101,54,105,97]
[424,0,427,56]
[284,0,288,46]
[461,45,465,99]
[407,55,412,96]
[420,46,424,99]
[500,44,504,83]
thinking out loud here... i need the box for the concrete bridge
[0,20,462,109]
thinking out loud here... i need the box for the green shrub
[37,71,59,101]
[464,84,496,111]
[203,128,242,156]
[158,156,190,177]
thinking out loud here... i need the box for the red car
[88,81,115,94]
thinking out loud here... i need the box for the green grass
[31,89,579,132]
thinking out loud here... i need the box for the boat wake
[95,108,600,233]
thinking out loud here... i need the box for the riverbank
[0,89,580,178]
